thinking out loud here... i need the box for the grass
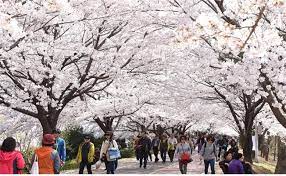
[61,159,79,171]
[252,161,276,174]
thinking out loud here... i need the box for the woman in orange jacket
[31,134,60,174]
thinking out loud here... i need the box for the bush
[21,148,34,173]
[120,147,135,158]
[61,159,78,171]
[63,126,104,160]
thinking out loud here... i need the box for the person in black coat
[138,132,152,169]
[159,134,168,163]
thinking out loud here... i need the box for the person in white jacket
[100,131,119,174]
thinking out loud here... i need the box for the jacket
[55,137,66,161]
[159,139,168,151]
[168,138,178,150]
[175,142,191,160]
[0,150,25,174]
[34,147,60,174]
[200,142,217,160]
[76,142,95,163]
[138,137,151,153]
[151,138,160,148]
[100,140,118,161]
[228,159,244,174]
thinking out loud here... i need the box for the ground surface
[63,152,222,174]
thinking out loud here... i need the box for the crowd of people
[0,129,120,174]
[133,132,254,174]
[0,130,254,174]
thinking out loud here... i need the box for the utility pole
[254,118,259,162]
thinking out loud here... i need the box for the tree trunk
[242,132,253,163]
[94,117,114,133]
[38,117,57,134]
[275,138,286,174]
[37,108,59,134]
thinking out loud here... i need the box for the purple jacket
[228,159,244,174]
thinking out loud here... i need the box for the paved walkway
[63,153,223,174]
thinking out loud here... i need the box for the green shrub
[120,147,135,158]
[21,148,34,173]
[61,159,78,171]
[63,126,104,160]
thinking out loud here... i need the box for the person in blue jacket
[53,129,66,166]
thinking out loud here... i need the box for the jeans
[168,150,175,162]
[179,161,187,174]
[79,162,92,174]
[160,149,167,162]
[153,147,159,162]
[204,159,215,174]
[106,161,116,174]
[139,152,148,168]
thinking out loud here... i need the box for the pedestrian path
[62,153,223,174]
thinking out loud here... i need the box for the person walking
[197,134,206,154]
[53,129,66,167]
[32,134,60,174]
[187,136,195,154]
[151,135,160,162]
[217,136,224,161]
[175,135,192,174]
[229,138,238,156]
[147,134,153,162]
[76,135,95,174]
[0,137,25,174]
[168,134,178,162]
[137,131,151,169]
[159,134,168,163]
[133,135,141,161]
[100,131,119,174]
[228,153,245,174]
[200,135,217,174]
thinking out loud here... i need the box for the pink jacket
[0,150,25,174]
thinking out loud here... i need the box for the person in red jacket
[0,137,25,174]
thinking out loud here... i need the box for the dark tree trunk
[94,118,113,133]
[275,138,286,174]
[37,107,60,134]
[38,115,58,134]
[242,131,253,163]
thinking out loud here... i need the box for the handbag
[107,141,121,160]
[108,148,121,160]
[30,154,39,174]
[95,160,102,169]
[180,144,192,164]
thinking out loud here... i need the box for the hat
[104,131,113,136]
[42,134,55,145]
[84,135,91,139]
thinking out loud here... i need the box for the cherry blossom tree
[0,0,154,134]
